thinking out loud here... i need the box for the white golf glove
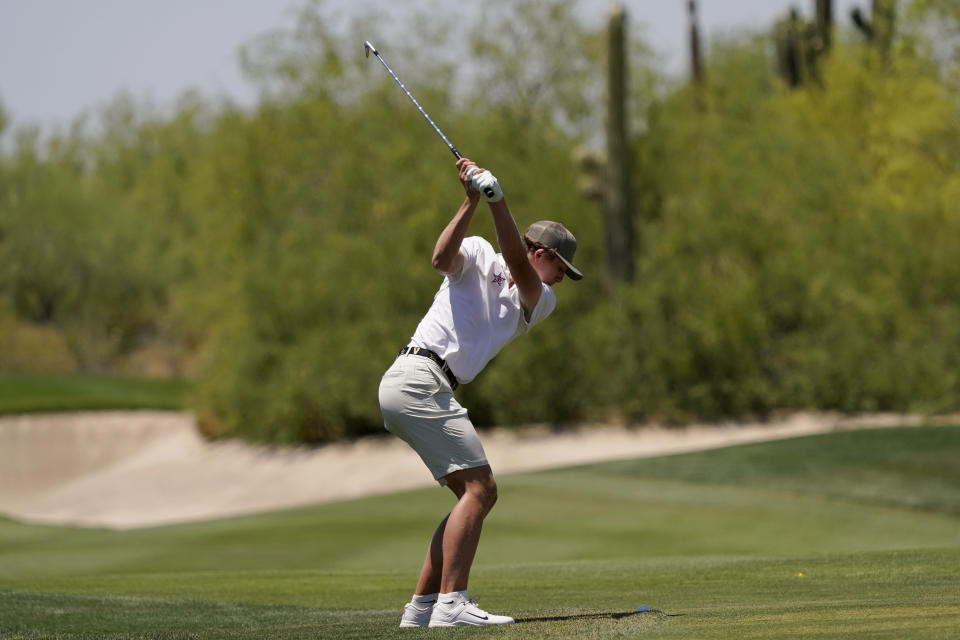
[470,169,504,203]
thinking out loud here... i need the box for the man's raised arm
[431,158,482,274]
[470,168,542,319]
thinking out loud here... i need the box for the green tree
[0,124,166,370]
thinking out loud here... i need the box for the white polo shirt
[409,236,557,384]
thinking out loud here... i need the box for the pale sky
[0,0,860,131]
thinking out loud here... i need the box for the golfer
[379,157,582,627]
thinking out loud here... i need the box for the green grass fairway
[0,374,189,413]
[1,425,958,639]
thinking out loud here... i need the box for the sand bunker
[0,410,925,529]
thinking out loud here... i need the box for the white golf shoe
[428,595,514,627]
[398,601,435,628]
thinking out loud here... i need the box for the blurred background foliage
[1,0,959,442]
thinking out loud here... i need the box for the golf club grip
[458,151,496,198]
[451,148,493,196]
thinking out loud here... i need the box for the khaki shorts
[378,354,488,485]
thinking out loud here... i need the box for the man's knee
[477,475,498,513]
[466,468,498,515]
[446,465,498,512]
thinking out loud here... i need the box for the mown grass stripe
[0,427,957,639]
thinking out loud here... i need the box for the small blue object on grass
[636,605,650,612]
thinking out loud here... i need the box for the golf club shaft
[365,41,495,199]
[366,44,461,159]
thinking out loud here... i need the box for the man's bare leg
[422,465,513,626]
[413,514,448,596]
[412,465,497,595]
[437,465,497,594]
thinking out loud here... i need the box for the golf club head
[364,40,377,58]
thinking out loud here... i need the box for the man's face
[531,248,567,285]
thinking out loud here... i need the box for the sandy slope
[0,410,926,530]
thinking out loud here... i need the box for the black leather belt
[397,346,459,390]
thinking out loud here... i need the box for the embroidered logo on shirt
[492,272,506,287]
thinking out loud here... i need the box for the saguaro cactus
[852,0,897,61]
[774,1,834,88]
[816,0,834,51]
[688,0,704,87]
[603,4,635,285]
[872,0,896,59]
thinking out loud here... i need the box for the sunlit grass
[1,426,957,638]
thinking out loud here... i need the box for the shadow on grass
[516,609,683,623]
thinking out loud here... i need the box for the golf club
[364,40,495,199]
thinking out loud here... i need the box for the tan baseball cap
[525,220,583,280]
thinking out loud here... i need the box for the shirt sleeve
[447,236,485,283]
[520,282,557,331]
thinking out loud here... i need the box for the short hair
[524,236,558,257]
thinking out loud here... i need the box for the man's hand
[458,158,482,199]
[469,169,504,203]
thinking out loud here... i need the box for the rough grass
[0,425,957,639]
[0,374,188,413]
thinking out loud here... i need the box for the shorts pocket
[406,362,443,397]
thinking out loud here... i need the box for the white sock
[411,593,438,605]
[438,590,468,606]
